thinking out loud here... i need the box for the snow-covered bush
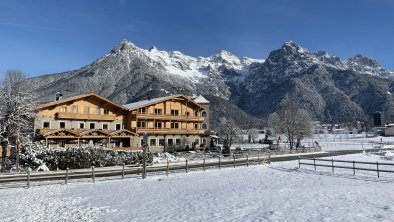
[9,143,153,171]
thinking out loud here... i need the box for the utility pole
[142,132,148,179]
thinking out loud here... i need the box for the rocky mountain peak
[347,54,380,68]
[110,39,138,54]
[209,50,241,66]
[149,45,159,52]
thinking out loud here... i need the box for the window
[116,123,122,130]
[138,107,146,114]
[43,122,50,129]
[102,123,108,130]
[167,139,173,146]
[159,139,165,146]
[155,122,162,129]
[137,121,146,128]
[202,139,207,145]
[59,140,66,148]
[154,108,162,115]
[175,139,181,145]
[194,123,198,130]
[72,106,78,113]
[194,138,200,145]
[171,109,179,116]
[95,107,100,115]
[202,123,207,130]
[59,122,66,129]
[186,111,190,116]
[90,123,95,129]
[194,111,198,117]
[140,139,144,147]
[171,122,179,129]
[150,139,156,146]
[104,109,110,115]
[84,106,90,114]
[79,123,85,129]
[114,139,121,148]
[61,106,67,113]
[201,111,207,117]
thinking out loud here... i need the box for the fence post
[331,159,334,173]
[66,167,69,184]
[268,150,271,164]
[246,154,249,167]
[257,153,260,164]
[166,159,169,176]
[92,166,95,183]
[233,155,236,168]
[122,163,125,179]
[313,157,316,171]
[377,161,380,178]
[352,161,355,175]
[27,168,31,188]
[218,157,221,169]
[298,156,301,168]
[203,158,206,171]
[186,159,188,173]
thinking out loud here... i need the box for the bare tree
[0,70,36,172]
[277,98,313,149]
[267,112,280,135]
[218,117,240,154]
[248,128,259,143]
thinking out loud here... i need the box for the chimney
[55,91,63,101]
[147,96,151,101]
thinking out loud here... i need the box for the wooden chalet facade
[34,93,210,152]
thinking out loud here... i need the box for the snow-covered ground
[2,152,394,222]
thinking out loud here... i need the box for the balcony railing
[136,113,204,122]
[135,128,205,135]
[56,112,116,121]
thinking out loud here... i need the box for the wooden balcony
[136,113,204,122]
[135,128,205,135]
[55,112,116,121]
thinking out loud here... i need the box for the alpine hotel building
[34,93,210,153]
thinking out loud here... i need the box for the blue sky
[1,0,394,77]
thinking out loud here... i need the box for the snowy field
[2,152,394,222]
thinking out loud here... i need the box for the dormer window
[60,106,67,113]
[171,109,179,116]
[72,106,78,114]
[84,106,90,114]
[138,107,147,114]
[154,108,162,115]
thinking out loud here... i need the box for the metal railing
[298,157,394,178]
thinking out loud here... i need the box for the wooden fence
[0,153,272,188]
[298,157,394,178]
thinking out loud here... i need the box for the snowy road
[1,153,394,222]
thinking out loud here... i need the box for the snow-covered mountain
[22,39,394,125]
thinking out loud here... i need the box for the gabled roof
[109,129,138,136]
[193,95,210,104]
[124,95,205,110]
[43,129,78,137]
[37,93,128,111]
[79,129,109,137]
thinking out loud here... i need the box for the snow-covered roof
[124,95,205,110]
[193,95,209,104]
[37,93,128,111]
[124,96,173,109]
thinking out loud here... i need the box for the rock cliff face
[22,39,394,127]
